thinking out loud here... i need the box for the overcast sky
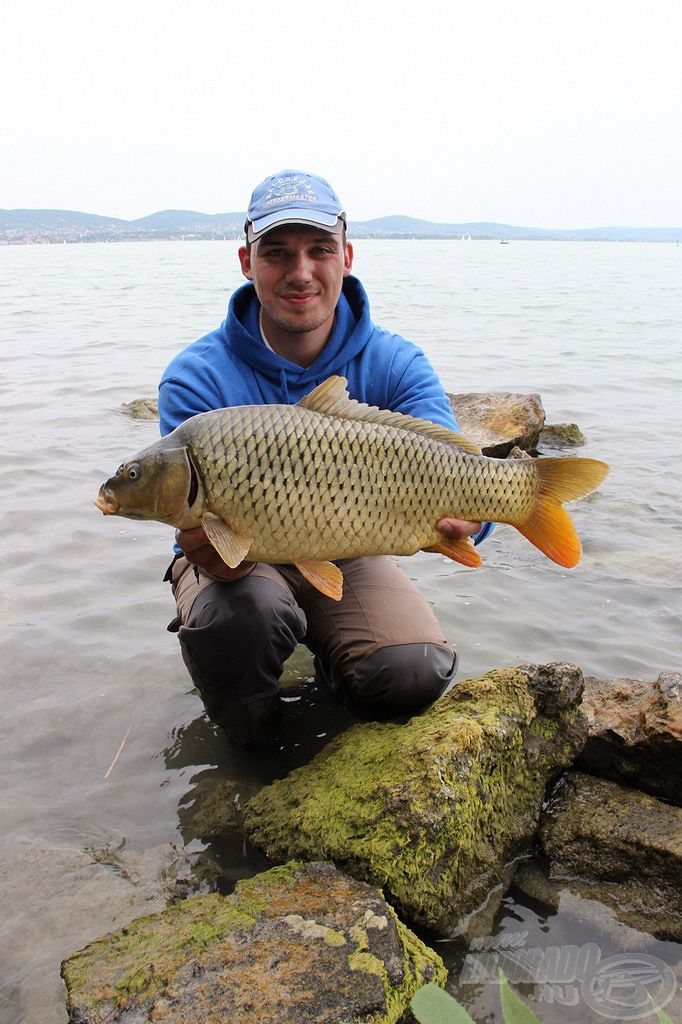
[2,0,680,226]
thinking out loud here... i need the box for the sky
[2,0,681,227]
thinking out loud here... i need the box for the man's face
[238,224,353,338]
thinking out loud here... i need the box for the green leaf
[411,982,478,1024]
[499,971,540,1024]
[648,992,675,1023]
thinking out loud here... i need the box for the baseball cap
[245,170,346,242]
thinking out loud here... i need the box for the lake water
[1,240,680,1022]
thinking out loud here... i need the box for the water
[1,240,680,1022]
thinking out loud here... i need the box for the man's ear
[238,245,253,280]
[343,241,354,277]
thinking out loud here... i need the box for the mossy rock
[244,664,587,936]
[61,861,445,1023]
[539,422,586,447]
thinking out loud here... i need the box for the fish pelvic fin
[201,512,252,568]
[515,457,609,568]
[295,559,343,601]
[424,535,483,568]
[298,376,482,455]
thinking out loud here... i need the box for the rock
[515,858,682,947]
[61,861,445,1024]
[538,772,682,940]
[576,671,682,804]
[447,392,545,456]
[120,393,547,457]
[244,664,587,937]
[122,397,159,420]
[507,445,532,460]
[539,422,586,448]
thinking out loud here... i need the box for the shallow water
[1,240,680,1022]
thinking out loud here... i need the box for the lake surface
[1,240,680,1022]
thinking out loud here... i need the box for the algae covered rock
[539,422,586,448]
[244,664,587,936]
[61,860,445,1023]
[538,771,682,940]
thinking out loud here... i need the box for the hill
[1,208,679,243]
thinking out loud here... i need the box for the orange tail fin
[515,457,609,568]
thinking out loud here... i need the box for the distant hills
[1,208,680,244]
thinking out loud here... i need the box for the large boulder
[537,771,682,940]
[244,664,587,937]
[576,671,682,804]
[447,392,545,456]
[61,861,445,1024]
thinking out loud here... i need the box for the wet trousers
[167,555,457,745]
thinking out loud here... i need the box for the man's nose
[286,252,314,285]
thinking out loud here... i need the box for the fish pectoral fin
[424,534,483,568]
[294,559,343,601]
[201,512,252,568]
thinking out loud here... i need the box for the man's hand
[436,517,482,539]
[176,526,254,581]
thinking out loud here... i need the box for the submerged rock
[538,772,682,940]
[576,671,682,804]
[447,392,545,456]
[121,397,159,420]
[539,422,587,448]
[244,664,587,936]
[61,861,445,1023]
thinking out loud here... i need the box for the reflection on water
[1,241,681,1022]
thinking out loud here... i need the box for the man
[159,170,491,746]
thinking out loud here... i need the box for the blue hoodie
[159,275,492,543]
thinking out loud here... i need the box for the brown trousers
[169,555,456,742]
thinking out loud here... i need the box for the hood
[219,275,374,392]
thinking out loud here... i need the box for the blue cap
[246,170,346,242]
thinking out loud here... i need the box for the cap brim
[247,210,345,243]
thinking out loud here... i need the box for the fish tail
[514,457,609,568]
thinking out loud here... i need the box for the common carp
[95,376,609,600]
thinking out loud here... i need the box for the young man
[159,170,491,746]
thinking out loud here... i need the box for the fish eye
[128,463,140,480]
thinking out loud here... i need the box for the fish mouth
[95,487,120,515]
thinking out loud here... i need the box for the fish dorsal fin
[297,376,482,455]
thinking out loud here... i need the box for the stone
[576,671,682,804]
[121,392,547,460]
[538,771,682,940]
[61,861,445,1024]
[122,397,159,420]
[539,422,587,448]
[447,392,545,456]
[244,664,587,937]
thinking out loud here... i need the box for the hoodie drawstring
[280,369,290,405]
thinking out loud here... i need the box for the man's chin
[272,311,332,335]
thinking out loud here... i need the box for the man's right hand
[175,526,254,581]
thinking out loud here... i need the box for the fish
[95,376,609,600]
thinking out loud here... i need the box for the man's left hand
[436,517,482,539]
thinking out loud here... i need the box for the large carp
[95,376,609,599]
